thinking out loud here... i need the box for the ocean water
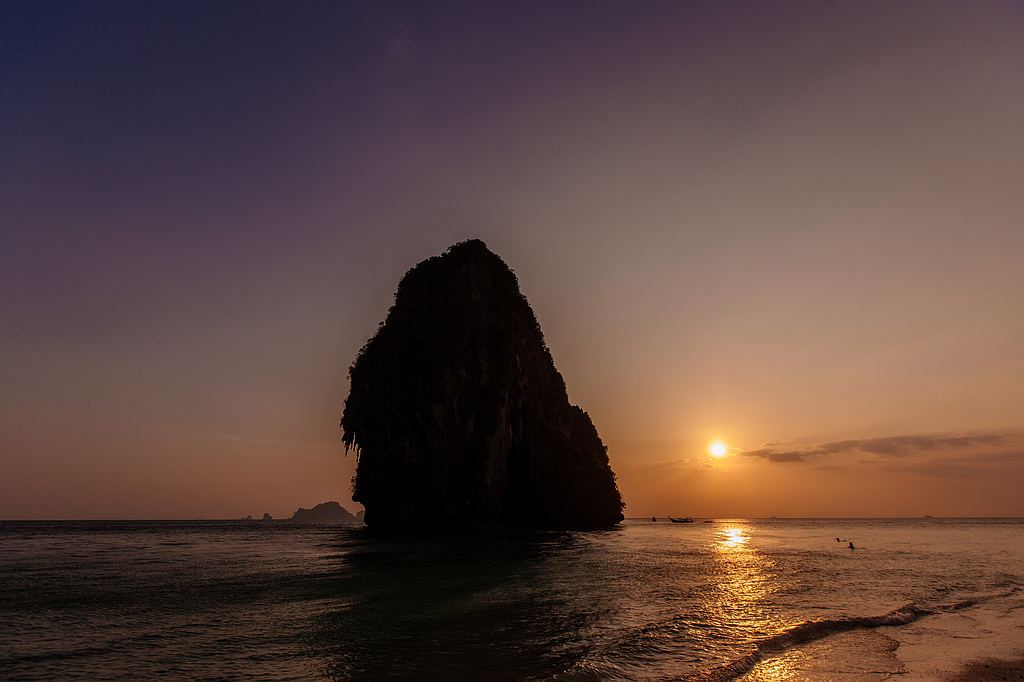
[1,518,1022,680]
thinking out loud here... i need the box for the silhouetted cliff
[290,501,357,523]
[341,240,624,527]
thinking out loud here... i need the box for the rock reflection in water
[308,528,615,680]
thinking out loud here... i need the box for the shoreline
[734,596,1024,681]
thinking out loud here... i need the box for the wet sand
[948,657,1024,681]
[736,598,1024,681]
[896,600,1024,681]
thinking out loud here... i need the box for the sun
[708,441,729,458]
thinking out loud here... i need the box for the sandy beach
[737,597,1024,681]
[948,657,1024,681]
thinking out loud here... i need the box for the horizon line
[3,515,1024,522]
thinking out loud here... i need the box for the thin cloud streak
[739,433,1008,463]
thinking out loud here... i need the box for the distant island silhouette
[290,501,358,523]
[341,240,623,527]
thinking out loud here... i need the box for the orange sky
[2,2,1023,518]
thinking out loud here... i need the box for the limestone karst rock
[290,501,357,523]
[341,240,624,527]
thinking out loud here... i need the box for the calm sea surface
[1,518,1022,680]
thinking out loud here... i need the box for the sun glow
[709,441,729,458]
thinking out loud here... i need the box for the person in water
[848,541,856,550]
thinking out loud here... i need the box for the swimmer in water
[848,541,855,550]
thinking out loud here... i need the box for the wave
[680,585,1024,682]
[681,603,929,681]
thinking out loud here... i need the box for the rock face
[291,501,357,523]
[341,240,624,527]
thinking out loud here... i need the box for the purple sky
[3,1,1024,518]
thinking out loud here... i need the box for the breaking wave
[682,587,1021,682]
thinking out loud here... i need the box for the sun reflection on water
[719,527,749,549]
[701,522,804,679]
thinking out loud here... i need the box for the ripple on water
[0,518,1022,679]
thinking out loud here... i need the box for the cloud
[741,448,809,462]
[811,464,845,471]
[737,432,1008,464]
[876,450,1024,478]
[647,458,693,470]
[828,434,1004,456]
